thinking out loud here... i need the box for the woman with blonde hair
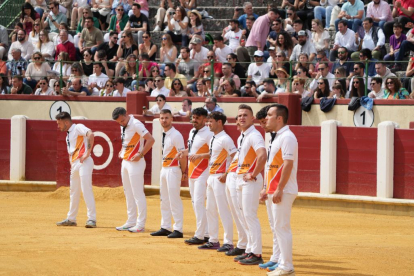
[119,54,139,89]
[311,19,330,56]
[116,30,138,76]
[53,52,72,80]
[28,19,43,47]
[160,33,178,64]
[24,52,51,89]
[35,29,55,60]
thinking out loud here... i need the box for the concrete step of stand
[146,0,273,7]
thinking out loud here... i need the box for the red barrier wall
[394,129,414,199]
[336,127,377,196]
[291,126,321,193]
[0,120,10,180]
[56,119,153,188]
[25,121,57,181]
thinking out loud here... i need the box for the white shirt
[354,27,385,50]
[150,86,170,97]
[368,88,385,99]
[236,125,265,175]
[224,29,243,52]
[34,41,55,59]
[66,124,91,163]
[148,102,172,114]
[162,126,185,168]
[190,46,209,72]
[8,40,34,61]
[113,87,132,97]
[170,16,189,34]
[34,87,55,95]
[309,72,336,91]
[265,126,298,195]
[247,62,271,86]
[119,115,149,160]
[88,73,109,96]
[187,126,213,179]
[334,29,357,52]
[215,45,233,63]
[209,130,237,174]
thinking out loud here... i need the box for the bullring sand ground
[0,187,413,276]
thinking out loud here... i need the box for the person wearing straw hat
[188,9,205,41]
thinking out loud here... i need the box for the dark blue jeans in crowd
[395,41,414,62]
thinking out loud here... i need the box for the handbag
[301,96,314,112]
[348,97,361,111]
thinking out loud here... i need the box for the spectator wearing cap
[245,8,280,59]
[290,30,317,62]
[150,76,170,97]
[223,19,243,52]
[267,46,277,63]
[113,78,132,97]
[213,35,232,63]
[245,50,271,92]
[309,62,335,91]
[189,36,209,72]
[233,2,258,30]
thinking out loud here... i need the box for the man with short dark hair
[10,75,32,95]
[7,30,34,61]
[87,63,109,96]
[331,47,354,76]
[150,76,169,97]
[309,63,335,91]
[368,77,384,98]
[177,47,198,88]
[374,62,396,88]
[113,78,131,97]
[55,112,96,228]
[164,63,187,89]
[241,81,258,98]
[263,104,298,276]
[347,62,370,97]
[150,109,186,238]
[256,79,277,102]
[112,107,155,232]
[213,35,232,63]
[223,19,242,52]
[174,99,192,117]
[96,31,119,61]
[330,20,356,61]
[267,19,283,48]
[79,16,104,55]
[352,17,385,61]
[43,1,68,34]
[125,3,149,45]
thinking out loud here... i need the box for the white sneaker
[153,25,161,32]
[128,225,145,233]
[115,224,135,231]
[267,267,295,276]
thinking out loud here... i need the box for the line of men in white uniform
[54,103,298,276]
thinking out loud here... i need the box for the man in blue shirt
[234,2,258,30]
[204,97,224,114]
[63,78,91,96]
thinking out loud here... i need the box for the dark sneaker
[217,244,234,252]
[226,247,246,256]
[185,236,205,245]
[56,219,77,226]
[198,241,220,250]
[204,237,210,242]
[238,254,263,265]
[150,228,172,236]
[167,230,183,238]
[234,252,250,262]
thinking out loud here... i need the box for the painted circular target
[92,131,114,170]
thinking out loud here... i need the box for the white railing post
[151,119,162,186]
[377,121,397,198]
[10,115,28,181]
[320,120,341,195]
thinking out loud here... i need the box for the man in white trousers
[223,120,248,257]
[55,112,97,228]
[181,108,213,245]
[198,112,236,252]
[265,104,298,276]
[257,106,280,272]
[233,104,267,265]
[151,109,187,239]
[112,107,155,233]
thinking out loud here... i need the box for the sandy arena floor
[0,187,413,276]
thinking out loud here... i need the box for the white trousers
[272,193,296,271]
[67,157,96,222]
[266,193,280,263]
[226,172,248,249]
[236,174,263,255]
[189,174,208,239]
[160,167,183,232]
[206,174,233,245]
[121,159,147,229]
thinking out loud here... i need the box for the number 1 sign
[353,106,374,127]
[50,101,71,120]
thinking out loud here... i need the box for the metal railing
[0,0,24,28]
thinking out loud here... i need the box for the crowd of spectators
[0,0,413,105]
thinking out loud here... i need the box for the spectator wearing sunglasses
[100,80,115,96]
[368,77,384,99]
[98,31,120,61]
[169,78,188,97]
[144,94,172,115]
[34,77,55,95]
[138,32,158,61]
[107,5,129,38]
[150,76,170,97]
[24,52,51,89]
[309,62,335,92]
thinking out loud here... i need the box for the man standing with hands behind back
[55,112,97,228]
[264,104,298,276]
[112,107,155,233]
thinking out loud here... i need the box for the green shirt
[76,17,100,34]
[17,83,33,95]
[46,12,68,33]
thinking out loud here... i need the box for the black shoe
[150,228,172,236]
[238,253,264,265]
[233,252,250,262]
[204,237,209,242]
[226,247,246,256]
[217,244,234,252]
[167,230,183,238]
[390,63,402,73]
[185,236,205,245]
